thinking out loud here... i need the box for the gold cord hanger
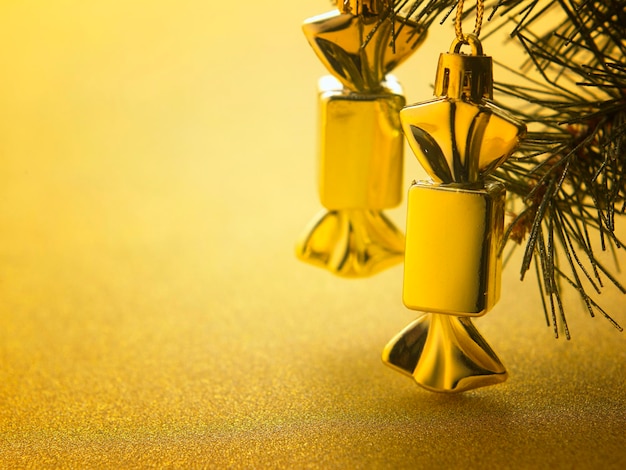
[454,0,485,42]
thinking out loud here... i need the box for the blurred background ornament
[296,1,429,277]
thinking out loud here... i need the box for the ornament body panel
[318,75,405,210]
[402,181,505,316]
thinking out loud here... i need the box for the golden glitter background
[0,1,625,468]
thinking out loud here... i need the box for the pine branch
[399,0,626,335]
[491,0,626,335]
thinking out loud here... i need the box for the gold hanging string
[454,0,485,42]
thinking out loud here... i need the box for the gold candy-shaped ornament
[296,1,427,277]
[382,33,526,393]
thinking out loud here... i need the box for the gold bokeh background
[1,1,624,468]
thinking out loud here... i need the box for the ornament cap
[434,35,493,102]
[336,0,389,16]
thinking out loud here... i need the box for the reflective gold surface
[317,76,404,210]
[296,209,404,277]
[383,313,508,393]
[403,181,504,316]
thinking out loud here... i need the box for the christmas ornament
[382,1,526,392]
[296,1,427,277]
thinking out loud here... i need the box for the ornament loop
[450,33,484,56]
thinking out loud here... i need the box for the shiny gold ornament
[296,3,426,277]
[383,33,526,392]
